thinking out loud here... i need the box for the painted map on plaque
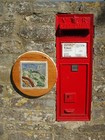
[20,61,48,89]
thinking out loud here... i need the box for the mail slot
[56,14,94,121]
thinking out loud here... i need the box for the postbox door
[60,64,87,116]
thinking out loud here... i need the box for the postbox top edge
[56,14,93,18]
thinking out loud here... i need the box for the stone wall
[0,0,105,140]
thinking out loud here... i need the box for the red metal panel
[60,64,87,116]
[56,14,94,121]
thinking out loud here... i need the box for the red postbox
[56,14,94,121]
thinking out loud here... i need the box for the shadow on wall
[96,3,105,25]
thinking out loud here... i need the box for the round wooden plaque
[12,51,57,97]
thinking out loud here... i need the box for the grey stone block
[0,22,14,37]
[8,133,34,140]
[18,24,54,41]
[0,124,4,135]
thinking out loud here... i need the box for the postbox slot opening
[60,29,89,37]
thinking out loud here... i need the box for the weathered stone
[3,109,22,121]
[96,2,105,25]
[84,134,105,140]
[95,26,105,39]
[0,124,4,135]
[57,2,73,13]
[93,94,105,102]
[5,2,16,20]
[0,54,13,83]
[15,122,53,131]
[93,83,105,94]
[94,69,105,81]
[0,22,14,37]
[10,97,55,110]
[78,124,105,133]
[98,135,105,140]
[54,124,88,140]
[3,109,55,123]
[8,132,34,140]
[94,56,105,69]
[0,67,11,83]
[93,81,105,102]
[43,42,55,54]
[59,133,105,140]
[25,13,55,25]
[54,133,88,140]
[0,98,3,107]
[18,24,54,41]
[92,104,105,121]
[16,0,32,15]
[22,110,55,123]
[33,133,52,140]
[33,2,58,13]
[24,40,56,58]
[4,121,15,131]
[0,85,3,93]
[24,41,55,54]
[0,2,4,16]
[6,2,15,14]
[0,108,4,120]
[94,43,105,56]
[0,40,24,54]
[0,54,13,66]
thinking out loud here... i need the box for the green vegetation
[22,69,46,88]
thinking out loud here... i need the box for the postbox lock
[72,65,78,72]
